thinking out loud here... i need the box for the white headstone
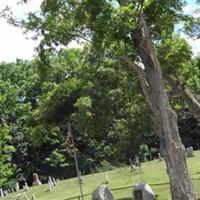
[105,173,109,184]
[49,177,54,188]
[16,182,20,191]
[0,189,4,197]
[24,182,29,191]
[32,173,42,186]
[133,182,155,200]
[92,185,114,200]
[48,180,53,191]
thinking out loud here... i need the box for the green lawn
[4,150,200,200]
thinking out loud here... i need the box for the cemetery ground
[4,150,200,200]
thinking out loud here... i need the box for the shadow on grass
[116,198,132,200]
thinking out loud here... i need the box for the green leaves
[0,123,15,186]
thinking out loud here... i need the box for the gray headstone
[158,153,163,161]
[133,183,155,200]
[31,194,36,200]
[52,178,57,186]
[185,147,194,157]
[92,185,114,200]
[32,173,42,186]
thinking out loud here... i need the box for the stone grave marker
[0,188,4,198]
[158,153,163,161]
[92,185,114,200]
[104,173,109,184]
[185,147,194,158]
[48,180,53,191]
[16,182,20,191]
[49,177,54,188]
[52,178,57,186]
[24,182,29,191]
[31,194,36,200]
[32,173,42,186]
[133,182,155,200]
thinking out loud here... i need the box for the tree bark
[128,15,197,200]
[165,74,200,120]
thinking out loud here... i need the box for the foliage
[0,123,15,187]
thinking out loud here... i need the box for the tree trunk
[129,16,197,200]
[165,74,200,120]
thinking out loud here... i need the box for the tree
[22,0,197,198]
[158,36,200,120]
[0,123,15,187]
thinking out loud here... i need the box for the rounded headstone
[32,173,42,186]
[92,185,114,200]
[133,182,155,200]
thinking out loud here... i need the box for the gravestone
[104,173,109,184]
[49,177,54,188]
[133,183,155,200]
[31,194,36,200]
[48,180,53,191]
[185,147,194,158]
[3,190,7,197]
[52,178,57,186]
[24,182,29,191]
[0,188,4,198]
[32,173,42,186]
[92,185,114,200]
[158,153,163,161]
[16,182,20,191]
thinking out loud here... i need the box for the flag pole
[68,123,84,200]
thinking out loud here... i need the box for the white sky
[0,0,199,62]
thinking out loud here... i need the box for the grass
[4,150,200,200]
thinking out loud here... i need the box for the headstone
[24,182,29,191]
[104,173,109,184]
[4,190,8,196]
[32,173,42,186]
[0,188,4,198]
[48,177,54,188]
[31,194,36,200]
[144,154,147,162]
[16,182,20,191]
[185,147,194,158]
[92,185,114,200]
[135,156,142,173]
[158,153,163,161]
[48,180,53,191]
[133,183,155,200]
[52,178,57,186]
[11,188,14,193]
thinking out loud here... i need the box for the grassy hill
[4,150,200,200]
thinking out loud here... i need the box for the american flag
[65,126,74,157]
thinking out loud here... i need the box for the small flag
[65,128,74,157]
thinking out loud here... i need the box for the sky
[0,0,199,62]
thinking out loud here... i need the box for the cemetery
[0,1,200,200]
[1,149,200,200]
